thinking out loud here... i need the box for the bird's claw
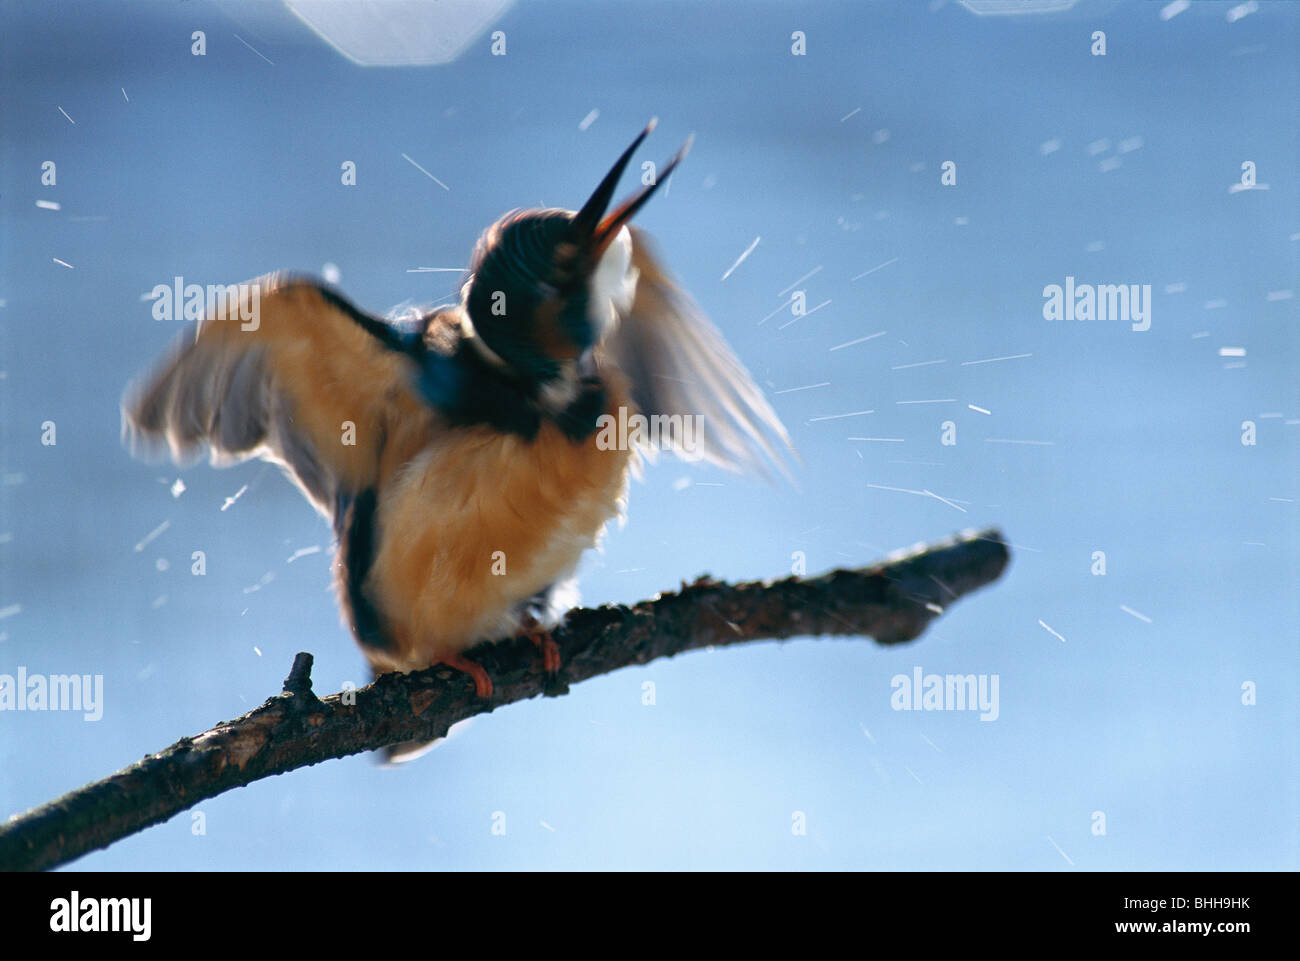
[522,618,562,677]
[440,653,493,699]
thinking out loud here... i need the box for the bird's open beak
[572,118,694,258]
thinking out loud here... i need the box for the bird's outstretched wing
[123,273,427,518]
[602,228,795,477]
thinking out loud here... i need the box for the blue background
[1,0,1296,870]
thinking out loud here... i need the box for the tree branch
[0,528,1010,871]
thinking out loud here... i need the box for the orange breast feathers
[363,384,634,672]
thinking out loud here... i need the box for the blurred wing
[603,228,795,477]
[123,274,425,517]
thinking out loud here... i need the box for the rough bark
[0,528,1010,871]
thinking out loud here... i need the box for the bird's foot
[438,653,493,699]
[521,617,561,677]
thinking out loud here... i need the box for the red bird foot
[521,617,562,677]
[437,653,493,699]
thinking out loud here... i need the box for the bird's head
[461,119,690,404]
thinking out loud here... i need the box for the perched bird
[124,121,792,757]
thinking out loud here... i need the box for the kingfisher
[124,120,793,758]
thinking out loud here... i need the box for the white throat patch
[588,225,639,340]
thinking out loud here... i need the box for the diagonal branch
[0,528,1010,871]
